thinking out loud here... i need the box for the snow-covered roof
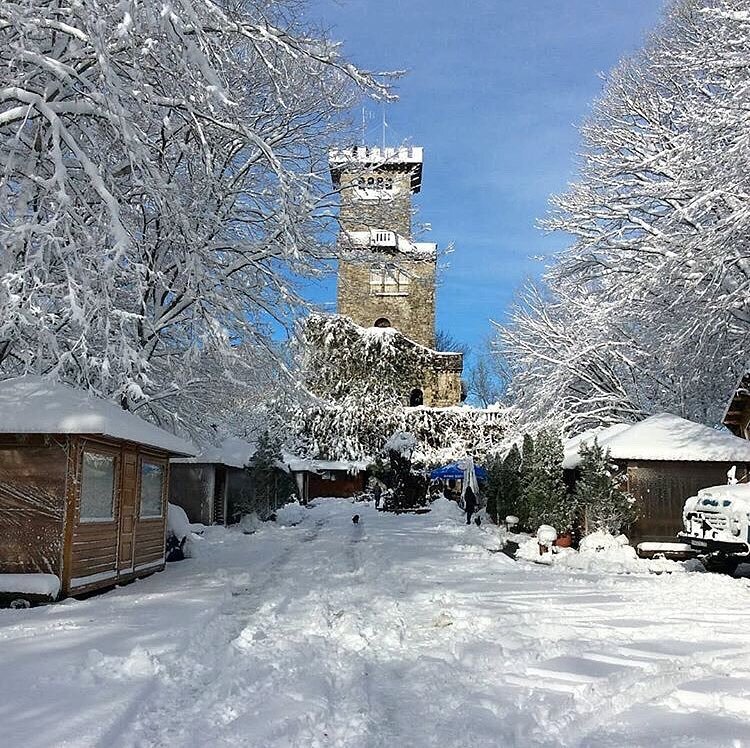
[564,413,750,468]
[562,423,632,469]
[329,146,423,167]
[283,453,371,475]
[0,376,195,456]
[171,437,256,468]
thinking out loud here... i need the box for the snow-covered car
[680,484,750,573]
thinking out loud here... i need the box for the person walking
[464,484,477,525]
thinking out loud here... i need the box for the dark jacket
[464,486,477,512]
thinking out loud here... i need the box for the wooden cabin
[169,438,257,525]
[564,413,750,544]
[0,377,194,600]
[285,456,368,504]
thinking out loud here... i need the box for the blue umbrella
[430,463,488,481]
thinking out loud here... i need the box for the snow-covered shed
[565,413,750,543]
[284,456,369,503]
[0,377,194,600]
[169,438,258,525]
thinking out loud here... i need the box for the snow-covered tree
[485,443,522,525]
[575,440,636,535]
[0,0,393,436]
[284,313,509,462]
[521,429,574,532]
[497,0,750,434]
[235,432,297,522]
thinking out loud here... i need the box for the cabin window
[80,451,116,522]
[140,461,165,519]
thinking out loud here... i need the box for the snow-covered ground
[3,499,750,747]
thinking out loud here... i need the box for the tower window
[369,265,410,296]
[374,317,391,328]
[409,388,424,407]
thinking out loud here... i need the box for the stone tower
[329,146,463,408]
[330,146,436,349]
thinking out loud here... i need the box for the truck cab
[680,483,750,573]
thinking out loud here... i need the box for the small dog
[352,514,360,524]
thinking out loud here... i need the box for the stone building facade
[329,146,463,407]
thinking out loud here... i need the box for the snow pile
[428,497,465,521]
[517,531,688,574]
[0,573,60,598]
[167,504,204,539]
[274,501,307,526]
[167,503,191,542]
[579,530,630,552]
[84,647,161,682]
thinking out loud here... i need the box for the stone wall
[338,255,436,349]
[337,168,414,238]
[423,366,463,408]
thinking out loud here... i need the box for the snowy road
[3,500,750,747]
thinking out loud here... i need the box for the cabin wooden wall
[626,460,749,543]
[66,437,169,595]
[307,472,365,500]
[0,436,69,576]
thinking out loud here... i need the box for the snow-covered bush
[274,502,307,527]
[371,431,429,512]
[238,513,263,535]
[233,433,298,522]
[485,443,522,525]
[521,429,576,532]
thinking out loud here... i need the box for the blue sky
[306,0,666,353]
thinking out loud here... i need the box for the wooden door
[118,449,138,572]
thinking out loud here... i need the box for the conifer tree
[522,429,574,532]
[500,444,523,525]
[485,444,523,525]
[575,440,636,535]
[235,432,297,521]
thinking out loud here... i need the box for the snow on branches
[282,313,509,462]
[497,0,750,435]
[0,0,393,437]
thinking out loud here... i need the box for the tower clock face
[351,172,396,200]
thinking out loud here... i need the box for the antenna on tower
[381,103,387,149]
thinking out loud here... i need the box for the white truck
[680,483,750,574]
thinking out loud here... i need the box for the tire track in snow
[116,524,311,748]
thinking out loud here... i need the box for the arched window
[410,388,424,407]
[374,317,391,328]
